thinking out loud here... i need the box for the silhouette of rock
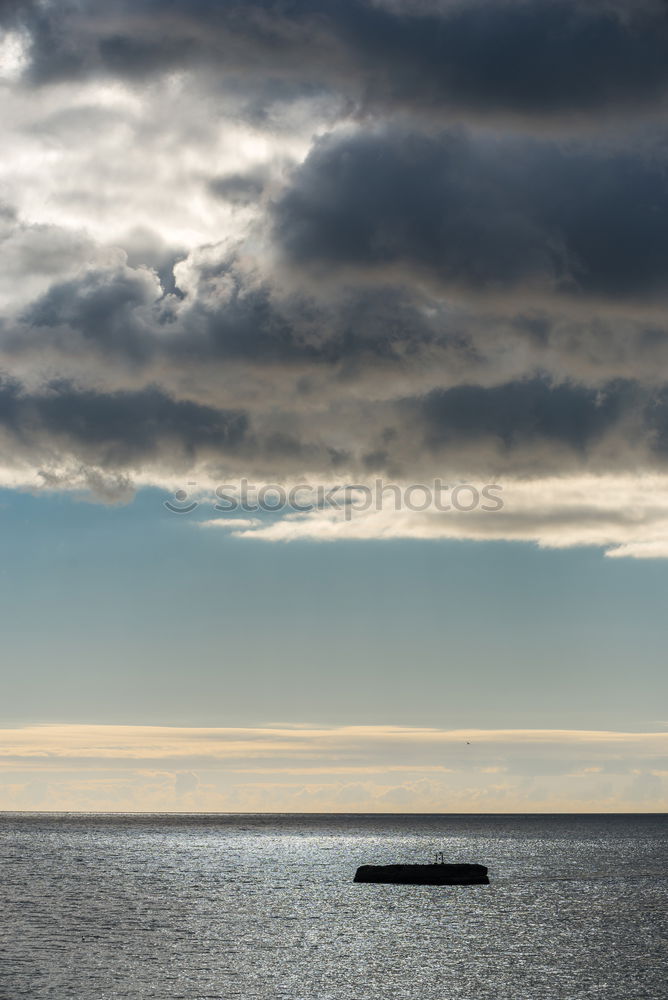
[354,863,489,885]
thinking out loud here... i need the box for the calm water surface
[0,813,666,999]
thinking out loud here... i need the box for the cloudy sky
[1,0,667,811]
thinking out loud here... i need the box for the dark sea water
[0,813,666,1000]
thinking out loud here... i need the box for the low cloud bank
[1,723,666,811]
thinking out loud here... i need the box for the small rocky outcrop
[354,863,489,885]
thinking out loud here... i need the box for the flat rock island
[354,863,489,885]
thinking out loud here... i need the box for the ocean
[1,813,666,999]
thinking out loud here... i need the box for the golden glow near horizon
[1,724,666,813]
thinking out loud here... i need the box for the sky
[0,0,667,812]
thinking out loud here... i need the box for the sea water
[1,813,666,999]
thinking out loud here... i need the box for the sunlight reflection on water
[1,813,666,999]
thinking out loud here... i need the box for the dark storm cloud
[4,289,668,480]
[274,127,668,301]
[14,254,446,373]
[6,0,668,499]
[399,375,668,476]
[0,0,35,22]
[22,266,162,362]
[9,239,668,479]
[352,0,668,118]
[191,276,444,367]
[418,378,635,456]
[13,0,668,124]
[3,3,668,560]
[0,374,248,469]
[643,386,668,456]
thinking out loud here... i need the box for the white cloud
[204,473,668,558]
[0,30,28,82]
